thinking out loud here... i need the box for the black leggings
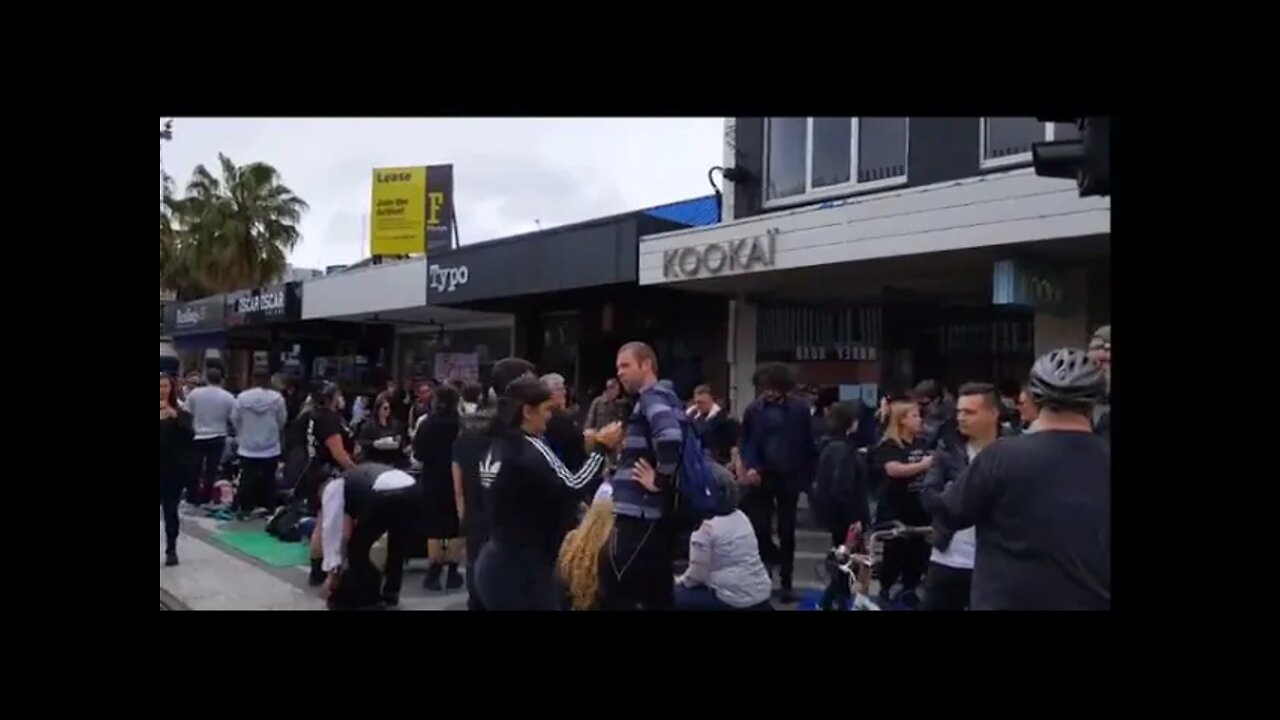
[474,542,559,611]
[879,536,930,595]
[598,515,677,611]
[160,480,182,552]
[465,532,487,611]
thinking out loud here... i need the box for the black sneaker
[164,550,179,567]
[445,565,464,590]
[382,594,400,608]
[308,559,326,587]
[777,588,797,605]
[422,563,443,591]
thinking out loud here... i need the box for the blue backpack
[673,418,719,520]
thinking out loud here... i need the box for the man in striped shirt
[602,341,685,610]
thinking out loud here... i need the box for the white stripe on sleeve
[525,435,605,490]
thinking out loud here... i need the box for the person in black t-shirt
[870,397,934,609]
[451,358,539,610]
[304,381,357,586]
[934,348,1110,610]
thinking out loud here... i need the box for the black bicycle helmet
[1028,348,1107,406]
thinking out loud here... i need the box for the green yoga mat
[212,530,311,568]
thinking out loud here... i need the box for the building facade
[428,196,723,403]
[641,117,1111,414]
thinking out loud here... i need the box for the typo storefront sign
[662,228,778,280]
[429,264,469,293]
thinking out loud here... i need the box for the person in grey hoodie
[231,368,288,518]
[185,367,237,505]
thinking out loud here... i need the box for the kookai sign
[226,282,302,327]
[166,295,226,335]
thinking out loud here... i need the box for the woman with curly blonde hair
[557,497,616,611]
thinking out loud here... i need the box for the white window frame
[979,118,1062,170]
[762,117,910,210]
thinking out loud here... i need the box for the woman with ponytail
[473,377,623,610]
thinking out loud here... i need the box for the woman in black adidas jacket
[472,377,623,610]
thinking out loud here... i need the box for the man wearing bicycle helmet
[933,349,1110,610]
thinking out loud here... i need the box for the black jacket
[741,396,817,483]
[811,435,871,532]
[919,437,971,552]
[487,431,606,563]
[923,400,959,451]
[688,407,738,467]
[357,418,409,468]
[159,410,195,489]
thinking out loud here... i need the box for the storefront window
[399,325,512,389]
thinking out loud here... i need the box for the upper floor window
[980,118,1081,169]
[765,117,909,204]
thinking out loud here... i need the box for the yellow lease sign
[370,166,427,256]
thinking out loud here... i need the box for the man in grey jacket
[231,368,288,517]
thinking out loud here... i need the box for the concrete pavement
[160,503,856,611]
[160,508,468,611]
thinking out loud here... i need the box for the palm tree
[160,153,309,299]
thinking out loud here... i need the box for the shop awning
[173,331,226,352]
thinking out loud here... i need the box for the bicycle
[826,521,934,611]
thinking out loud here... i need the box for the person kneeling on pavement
[320,462,420,610]
[643,458,772,611]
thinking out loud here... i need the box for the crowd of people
[160,324,1111,611]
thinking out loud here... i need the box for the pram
[827,521,934,611]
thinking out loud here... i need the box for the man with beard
[585,378,626,431]
[452,359,537,611]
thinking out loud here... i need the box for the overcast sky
[161,118,725,269]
